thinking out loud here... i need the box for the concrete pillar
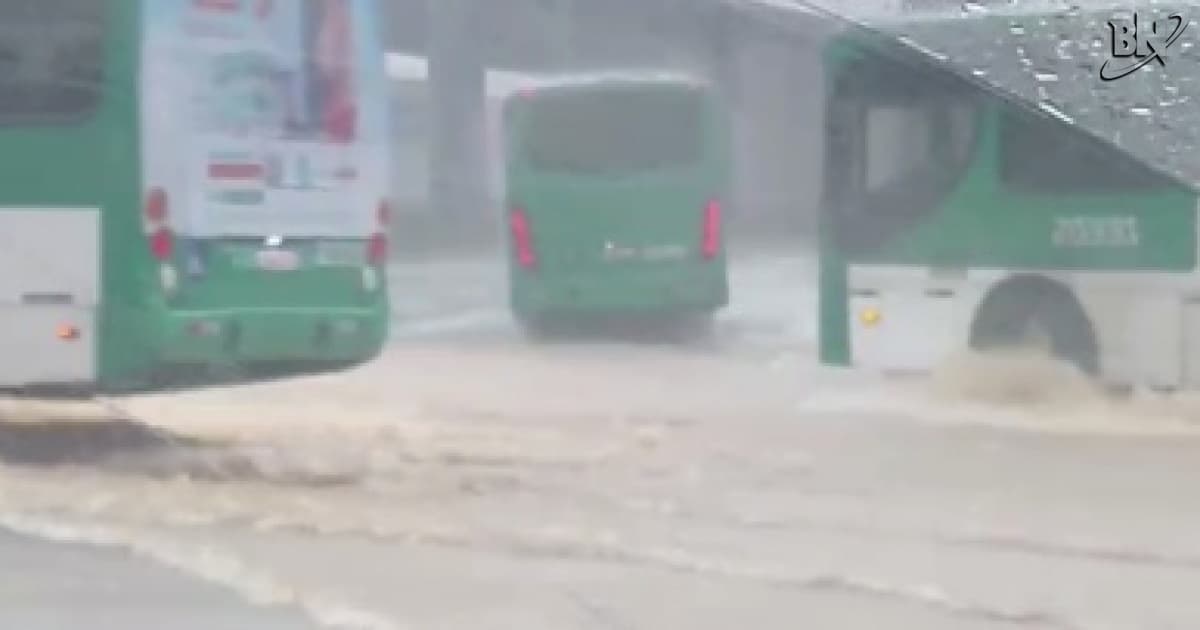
[728,33,827,240]
[427,0,489,240]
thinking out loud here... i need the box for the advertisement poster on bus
[141,0,389,238]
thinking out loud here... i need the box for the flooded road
[0,529,322,630]
[5,253,1200,630]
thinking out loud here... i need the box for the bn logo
[1100,12,1189,81]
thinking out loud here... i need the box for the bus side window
[864,100,976,199]
[999,110,1167,192]
[865,104,931,193]
[0,0,105,121]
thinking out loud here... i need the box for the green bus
[0,0,391,394]
[819,6,1200,390]
[501,73,731,337]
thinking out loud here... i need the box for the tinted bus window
[0,0,105,121]
[522,87,704,176]
[865,101,975,199]
[1000,110,1169,192]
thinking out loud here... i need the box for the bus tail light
[149,228,174,261]
[365,199,390,266]
[701,199,722,260]
[361,266,380,292]
[366,232,388,266]
[159,263,179,295]
[509,207,537,269]
[56,323,81,341]
[145,187,175,262]
[145,187,169,224]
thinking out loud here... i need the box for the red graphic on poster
[315,0,356,143]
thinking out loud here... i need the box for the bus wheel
[969,276,1099,376]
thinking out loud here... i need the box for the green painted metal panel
[860,112,1196,271]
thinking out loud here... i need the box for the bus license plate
[642,245,687,261]
[256,249,300,271]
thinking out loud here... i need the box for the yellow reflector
[56,324,81,341]
[859,307,882,327]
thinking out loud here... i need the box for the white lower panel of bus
[848,266,983,375]
[848,264,1200,390]
[0,306,96,387]
[0,208,99,388]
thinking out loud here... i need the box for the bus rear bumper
[157,307,386,365]
[512,266,729,316]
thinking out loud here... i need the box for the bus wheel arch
[968,274,1100,376]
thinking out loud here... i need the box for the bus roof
[827,2,1200,191]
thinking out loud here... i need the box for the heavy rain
[6,1,1200,629]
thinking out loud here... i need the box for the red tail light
[145,188,174,261]
[701,199,722,259]
[149,227,174,261]
[367,232,388,266]
[145,187,169,225]
[509,207,537,269]
[365,199,391,266]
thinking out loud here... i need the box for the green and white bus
[502,73,732,336]
[0,0,391,394]
[819,7,1200,389]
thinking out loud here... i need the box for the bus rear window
[0,0,105,122]
[521,87,705,176]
